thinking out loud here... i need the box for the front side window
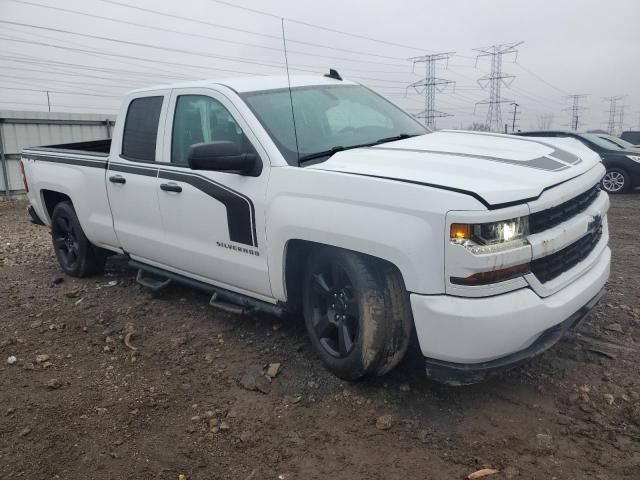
[121,96,163,162]
[171,95,251,166]
[242,85,427,165]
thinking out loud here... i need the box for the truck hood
[307,130,601,207]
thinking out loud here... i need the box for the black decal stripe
[22,154,257,248]
[441,130,582,165]
[23,153,107,169]
[369,146,569,172]
[158,169,257,247]
[109,163,158,177]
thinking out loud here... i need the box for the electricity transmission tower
[618,102,627,135]
[564,94,588,131]
[604,96,624,135]
[407,52,455,129]
[474,42,523,132]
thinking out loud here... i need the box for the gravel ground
[0,196,639,480]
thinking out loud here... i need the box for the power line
[0,54,194,82]
[474,42,523,132]
[6,0,415,68]
[205,0,426,52]
[0,24,415,86]
[511,62,568,95]
[96,0,415,66]
[0,34,265,77]
[0,84,121,98]
[407,52,456,129]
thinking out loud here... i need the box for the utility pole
[46,91,51,113]
[474,41,523,132]
[407,52,455,129]
[564,94,587,131]
[604,96,623,135]
[510,102,520,133]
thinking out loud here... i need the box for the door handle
[160,182,182,193]
[109,175,126,184]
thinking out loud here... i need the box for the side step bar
[129,260,283,317]
[136,269,172,291]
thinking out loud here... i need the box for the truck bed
[26,139,111,157]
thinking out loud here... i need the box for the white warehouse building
[0,111,116,198]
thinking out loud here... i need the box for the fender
[265,167,484,301]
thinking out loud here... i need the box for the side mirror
[187,141,262,176]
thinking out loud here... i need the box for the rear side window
[121,96,163,161]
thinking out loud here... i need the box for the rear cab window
[121,96,164,162]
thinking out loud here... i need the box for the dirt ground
[0,196,639,480]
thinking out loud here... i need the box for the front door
[106,92,169,264]
[155,88,272,299]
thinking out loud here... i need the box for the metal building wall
[0,111,116,197]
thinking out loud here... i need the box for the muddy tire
[302,247,412,380]
[51,201,106,277]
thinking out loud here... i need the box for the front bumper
[423,287,605,385]
[411,245,610,383]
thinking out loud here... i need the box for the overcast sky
[0,0,638,132]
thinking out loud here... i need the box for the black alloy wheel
[52,213,81,271]
[50,201,106,277]
[302,247,413,380]
[308,262,360,358]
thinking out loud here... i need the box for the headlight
[450,216,529,254]
[626,155,640,163]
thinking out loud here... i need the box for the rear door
[154,87,272,299]
[106,92,169,263]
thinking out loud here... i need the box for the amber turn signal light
[450,223,471,240]
[450,263,530,286]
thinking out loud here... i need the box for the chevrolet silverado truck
[21,75,610,383]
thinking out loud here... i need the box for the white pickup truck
[21,74,610,384]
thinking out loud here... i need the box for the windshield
[581,133,623,150]
[242,84,428,165]
[598,134,635,149]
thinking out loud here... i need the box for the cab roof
[128,75,357,96]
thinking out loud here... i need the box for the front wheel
[601,168,631,194]
[51,201,106,277]
[302,247,412,380]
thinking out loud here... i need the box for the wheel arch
[281,239,410,311]
[41,189,73,222]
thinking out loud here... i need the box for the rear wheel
[302,247,412,380]
[601,168,631,194]
[51,201,106,277]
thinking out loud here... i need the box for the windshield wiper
[374,133,419,145]
[298,134,420,165]
[298,146,346,164]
